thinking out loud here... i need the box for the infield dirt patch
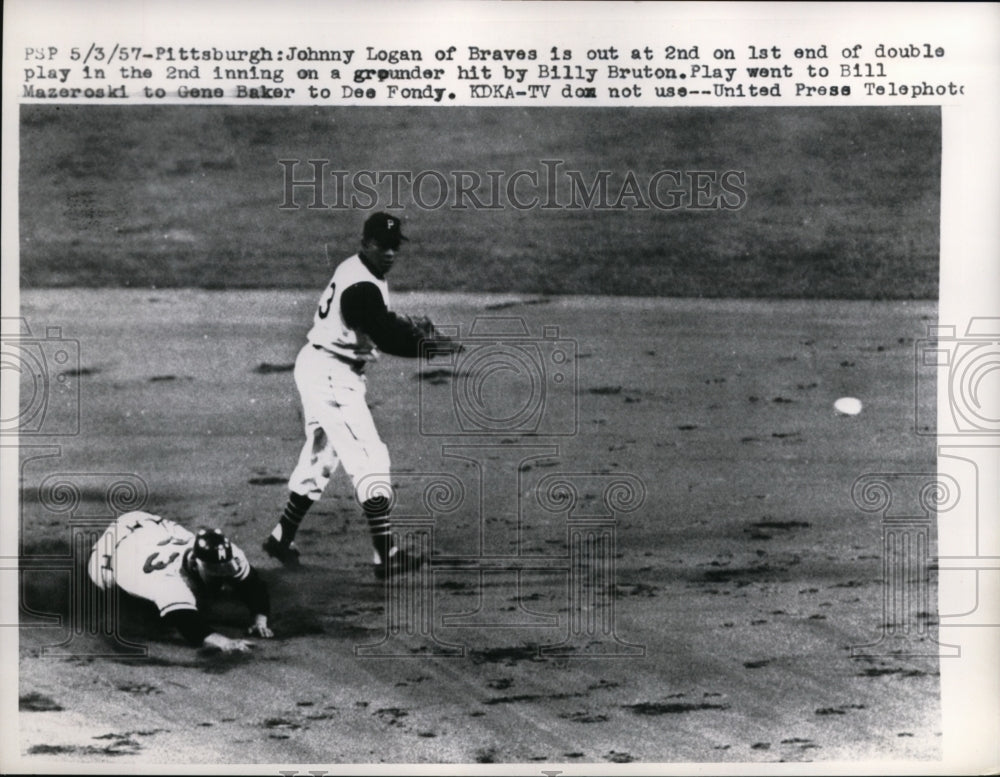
[17,289,940,765]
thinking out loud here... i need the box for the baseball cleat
[373,548,423,580]
[262,536,301,569]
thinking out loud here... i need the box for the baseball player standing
[88,511,273,654]
[263,212,459,578]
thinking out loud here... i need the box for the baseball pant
[288,344,392,505]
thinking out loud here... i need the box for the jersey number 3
[317,282,336,319]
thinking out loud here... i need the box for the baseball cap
[363,212,408,250]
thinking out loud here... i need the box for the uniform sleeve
[232,566,271,618]
[341,282,424,357]
[162,608,213,645]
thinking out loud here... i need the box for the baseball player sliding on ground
[88,511,273,654]
[263,212,460,578]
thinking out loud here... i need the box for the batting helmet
[192,528,240,581]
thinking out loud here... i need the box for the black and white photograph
[3,2,998,773]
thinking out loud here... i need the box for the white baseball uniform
[87,511,250,617]
[288,254,392,503]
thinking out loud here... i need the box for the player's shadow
[19,549,166,655]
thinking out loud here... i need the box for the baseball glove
[409,315,440,340]
[405,315,463,359]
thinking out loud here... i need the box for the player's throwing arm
[263,213,461,579]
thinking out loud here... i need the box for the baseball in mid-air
[834,396,863,416]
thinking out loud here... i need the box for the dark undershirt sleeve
[232,567,271,618]
[162,609,213,646]
[341,282,423,357]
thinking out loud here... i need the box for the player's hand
[411,315,437,337]
[405,314,465,360]
[425,336,464,360]
[247,615,274,639]
[203,632,255,654]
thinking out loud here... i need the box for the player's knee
[376,448,391,478]
[310,428,329,454]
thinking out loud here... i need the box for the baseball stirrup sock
[273,492,314,544]
[363,496,392,564]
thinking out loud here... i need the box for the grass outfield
[20,106,939,298]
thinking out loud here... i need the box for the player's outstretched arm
[341,282,461,358]
[232,566,273,638]
[163,608,253,653]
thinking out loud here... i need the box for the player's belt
[312,343,367,373]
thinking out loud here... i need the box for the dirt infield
[15,289,939,766]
